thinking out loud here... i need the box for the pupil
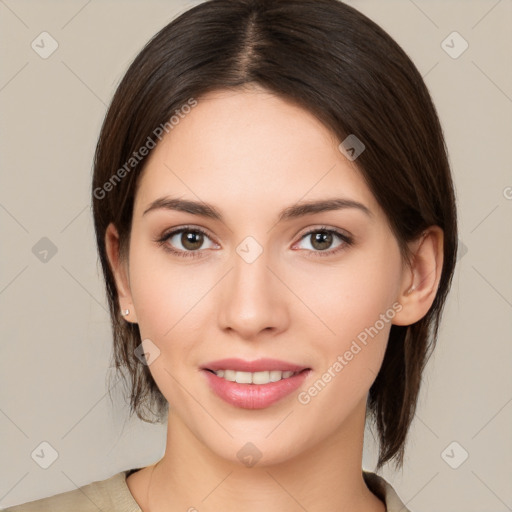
[182,231,203,250]
[312,231,332,250]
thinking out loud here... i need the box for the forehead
[134,88,381,221]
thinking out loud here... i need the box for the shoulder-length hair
[92,0,457,470]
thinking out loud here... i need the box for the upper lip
[201,358,310,373]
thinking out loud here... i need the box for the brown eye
[309,231,334,251]
[294,227,353,258]
[180,230,204,251]
[158,227,218,258]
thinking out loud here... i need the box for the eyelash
[155,225,354,259]
[156,226,214,259]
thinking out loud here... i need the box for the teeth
[235,371,252,384]
[212,369,299,384]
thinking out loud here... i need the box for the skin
[105,85,443,512]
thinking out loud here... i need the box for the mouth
[200,358,311,409]
[200,357,311,381]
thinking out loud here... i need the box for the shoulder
[2,470,142,512]
[363,470,412,512]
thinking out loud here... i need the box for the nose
[217,247,289,340]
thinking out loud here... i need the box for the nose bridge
[218,239,287,337]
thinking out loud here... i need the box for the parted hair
[92,0,457,470]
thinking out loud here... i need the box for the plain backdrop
[1,1,511,511]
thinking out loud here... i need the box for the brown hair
[92,0,457,470]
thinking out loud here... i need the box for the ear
[105,222,138,323]
[392,226,444,326]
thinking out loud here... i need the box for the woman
[5,0,457,510]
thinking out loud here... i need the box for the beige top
[2,469,411,512]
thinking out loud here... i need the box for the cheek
[126,243,211,402]
[126,240,227,413]
[291,243,402,344]
[293,243,402,394]
[127,237,209,339]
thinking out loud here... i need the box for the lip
[202,369,311,409]
[201,358,309,373]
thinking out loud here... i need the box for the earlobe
[105,223,137,323]
[392,226,444,326]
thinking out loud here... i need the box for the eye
[156,226,218,258]
[156,225,353,259]
[293,226,353,257]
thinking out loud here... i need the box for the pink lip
[201,363,311,410]
[201,358,309,373]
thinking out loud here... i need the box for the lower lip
[202,369,311,409]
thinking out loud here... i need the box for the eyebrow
[142,196,372,222]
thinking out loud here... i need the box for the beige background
[1,0,511,510]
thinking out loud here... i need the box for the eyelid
[159,224,217,244]
[155,225,219,258]
[291,225,353,255]
[294,224,352,242]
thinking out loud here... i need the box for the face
[112,87,411,466]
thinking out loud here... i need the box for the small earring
[121,308,130,316]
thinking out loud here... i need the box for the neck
[136,397,385,512]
